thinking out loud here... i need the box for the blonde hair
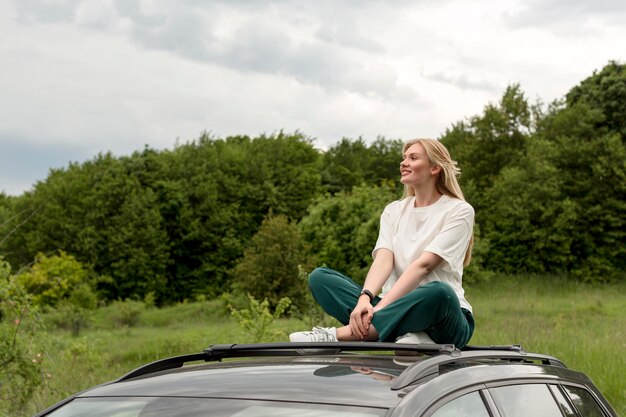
[402,138,474,266]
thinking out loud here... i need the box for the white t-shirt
[372,194,474,312]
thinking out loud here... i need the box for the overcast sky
[1,0,624,196]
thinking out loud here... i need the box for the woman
[290,138,475,348]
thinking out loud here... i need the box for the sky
[1,0,625,196]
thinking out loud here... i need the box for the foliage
[228,294,291,342]
[0,133,324,303]
[0,193,15,239]
[441,65,625,281]
[46,284,99,337]
[441,84,533,207]
[533,106,625,280]
[108,299,146,328]
[231,214,315,310]
[15,251,92,307]
[566,60,626,136]
[320,137,403,194]
[16,252,100,336]
[299,184,398,282]
[61,338,105,374]
[0,257,46,414]
[0,63,624,306]
[4,154,171,302]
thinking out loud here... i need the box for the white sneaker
[395,332,435,344]
[289,327,338,343]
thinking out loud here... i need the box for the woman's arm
[349,248,393,338]
[372,251,442,312]
[363,248,394,295]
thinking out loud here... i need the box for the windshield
[44,397,388,417]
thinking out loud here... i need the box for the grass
[466,275,625,414]
[11,275,626,417]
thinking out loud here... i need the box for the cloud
[14,0,77,24]
[11,1,406,98]
[313,17,386,54]
[2,0,625,196]
[118,2,404,98]
[504,0,626,33]
[421,70,503,93]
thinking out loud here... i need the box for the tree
[441,84,534,211]
[320,137,403,194]
[1,132,324,302]
[3,153,171,301]
[533,100,625,280]
[449,63,625,280]
[299,184,398,282]
[232,214,314,309]
[479,136,577,273]
[158,132,322,300]
[566,60,626,137]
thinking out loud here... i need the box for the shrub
[0,257,46,414]
[229,294,291,342]
[46,283,98,336]
[231,214,314,310]
[299,184,397,282]
[109,299,145,327]
[15,251,92,308]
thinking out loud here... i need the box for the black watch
[360,289,374,302]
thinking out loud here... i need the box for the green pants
[309,267,474,348]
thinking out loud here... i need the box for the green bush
[46,283,98,336]
[0,257,46,414]
[229,294,291,342]
[109,299,145,327]
[15,252,91,308]
[232,214,314,310]
[299,184,397,283]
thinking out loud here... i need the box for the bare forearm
[373,251,442,311]
[348,248,393,339]
[362,249,393,296]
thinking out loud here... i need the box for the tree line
[0,62,624,306]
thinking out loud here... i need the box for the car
[34,342,617,417]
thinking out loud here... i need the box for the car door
[424,383,614,417]
[487,383,614,417]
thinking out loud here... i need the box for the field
[15,275,626,416]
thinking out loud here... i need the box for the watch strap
[360,289,374,302]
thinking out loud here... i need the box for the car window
[44,397,388,417]
[430,392,490,417]
[491,384,564,417]
[563,386,606,417]
[548,385,577,417]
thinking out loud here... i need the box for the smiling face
[400,142,439,187]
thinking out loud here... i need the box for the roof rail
[204,342,460,360]
[117,353,210,381]
[117,342,461,381]
[391,349,567,390]
[462,344,526,353]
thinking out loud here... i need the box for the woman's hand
[349,297,373,339]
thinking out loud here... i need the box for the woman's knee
[308,267,335,291]
[420,281,457,304]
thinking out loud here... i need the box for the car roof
[79,355,406,408]
[69,342,581,409]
